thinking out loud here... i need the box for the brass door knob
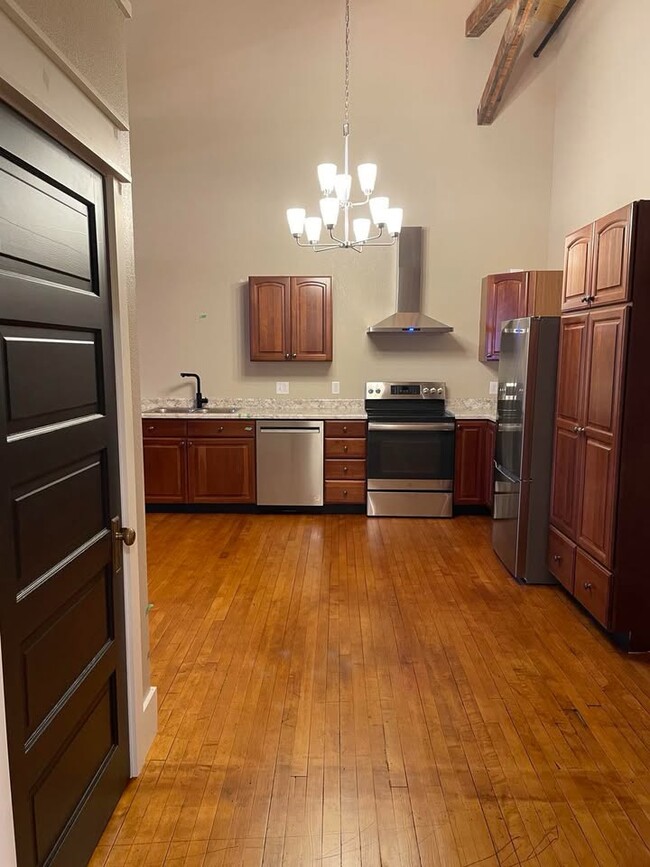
[116,526,136,546]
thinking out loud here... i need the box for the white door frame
[0,8,156,865]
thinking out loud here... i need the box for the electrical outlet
[489,381,498,396]
[331,381,340,395]
[276,382,289,395]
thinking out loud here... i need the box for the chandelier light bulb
[353,218,371,243]
[334,173,352,204]
[317,163,338,195]
[319,198,340,229]
[386,207,404,236]
[286,208,307,237]
[304,216,323,245]
[369,197,390,227]
[357,163,378,196]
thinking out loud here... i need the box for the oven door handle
[367,422,456,432]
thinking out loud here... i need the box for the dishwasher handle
[258,426,322,433]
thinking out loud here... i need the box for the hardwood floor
[91,514,650,866]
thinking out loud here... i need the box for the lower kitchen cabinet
[454,420,495,509]
[143,437,187,504]
[324,421,367,506]
[187,439,256,504]
[142,418,256,505]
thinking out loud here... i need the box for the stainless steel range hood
[367,226,453,334]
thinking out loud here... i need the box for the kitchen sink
[189,407,238,414]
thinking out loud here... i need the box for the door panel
[143,438,187,503]
[574,549,612,628]
[249,277,290,361]
[562,225,593,311]
[584,306,628,436]
[187,439,255,503]
[485,273,528,360]
[290,277,332,361]
[454,421,486,505]
[550,423,583,539]
[0,102,129,867]
[555,313,588,425]
[578,437,617,566]
[592,204,633,307]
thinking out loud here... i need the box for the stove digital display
[391,384,421,395]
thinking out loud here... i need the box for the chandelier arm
[349,196,371,209]
[360,237,398,248]
[328,227,346,246]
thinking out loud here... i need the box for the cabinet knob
[292,353,297,359]
[343,445,348,453]
[188,441,193,447]
[148,426,155,431]
[583,582,593,591]
[219,426,224,432]
[343,466,349,473]
[343,426,348,433]
[285,353,290,359]
[553,554,562,562]
[581,296,590,304]
[180,441,186,446]
[343,490,348,496]
[245,426,253,432]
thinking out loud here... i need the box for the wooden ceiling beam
[476,0,542,125]
[466,0,513,38]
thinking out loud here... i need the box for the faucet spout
[180,372,208,409]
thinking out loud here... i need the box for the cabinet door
[187,438,256,503]
[550,314,589,538]
[483,273,528,361]
[576,306,628,567]
[454,421,487,506]
[562,225,593,312]
[591,204,633,308]
[143,438,187,503]
[290,277,332,361]
[249,277,290,361]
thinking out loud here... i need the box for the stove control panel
[365,382,447,400]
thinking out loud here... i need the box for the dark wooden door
[143,439,187,504]
[550,313,589,539]
[454,421,487,506]
[591,204,633,308]
[576,305,628,567]
[249,277,290,361]
[187,439,256,503]
[0,104,129,865]
[290,277,332,361]
[484,273,528,361]
[562,224,593,312]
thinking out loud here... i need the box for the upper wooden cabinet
[562,203,634,312]
[249,276,332,362]
[479,270,562,362]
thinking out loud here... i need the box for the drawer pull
[148,426,155,431]
[583,582,593,591]
[245,426,253,432]
[343,426,348,433]
[553,554,562,562]
[219,425,224,432]
[343,466,349,473]
[343,490,348,496]
[343,445,348,453]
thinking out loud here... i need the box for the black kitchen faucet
[180,372,208,409]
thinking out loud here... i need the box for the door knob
[116,526,136,546]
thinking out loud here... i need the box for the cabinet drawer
[547,526,576,592]
[325,438,366,459]
[325,420,366,438]
[325,481,366,504]
[142,419,187,438]
[574,549,613,628]
[325,459,366,481]
[187,420,255,438]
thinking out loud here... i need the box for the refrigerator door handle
[495,461,520,484]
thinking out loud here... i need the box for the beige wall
[548,0,650,265]
[128,0,558,402]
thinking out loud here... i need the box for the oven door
[367,422,455,490]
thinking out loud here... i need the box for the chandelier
[286,0,403,252]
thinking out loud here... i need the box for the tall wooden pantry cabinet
[547,201,650,651]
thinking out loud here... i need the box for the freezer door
[495,318,531,479]
[492,465,529,580]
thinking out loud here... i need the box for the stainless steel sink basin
[189,407,238,414]
[148,407,176,414]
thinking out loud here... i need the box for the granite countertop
[141,398,496,423]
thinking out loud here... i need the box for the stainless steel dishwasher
[256,420,324,506]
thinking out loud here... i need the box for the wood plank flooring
[91,513,650,866]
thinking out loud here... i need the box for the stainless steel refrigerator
[492,316,560,584]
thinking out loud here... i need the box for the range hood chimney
[367,226,453,334]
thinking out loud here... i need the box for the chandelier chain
[344,0,351,126]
